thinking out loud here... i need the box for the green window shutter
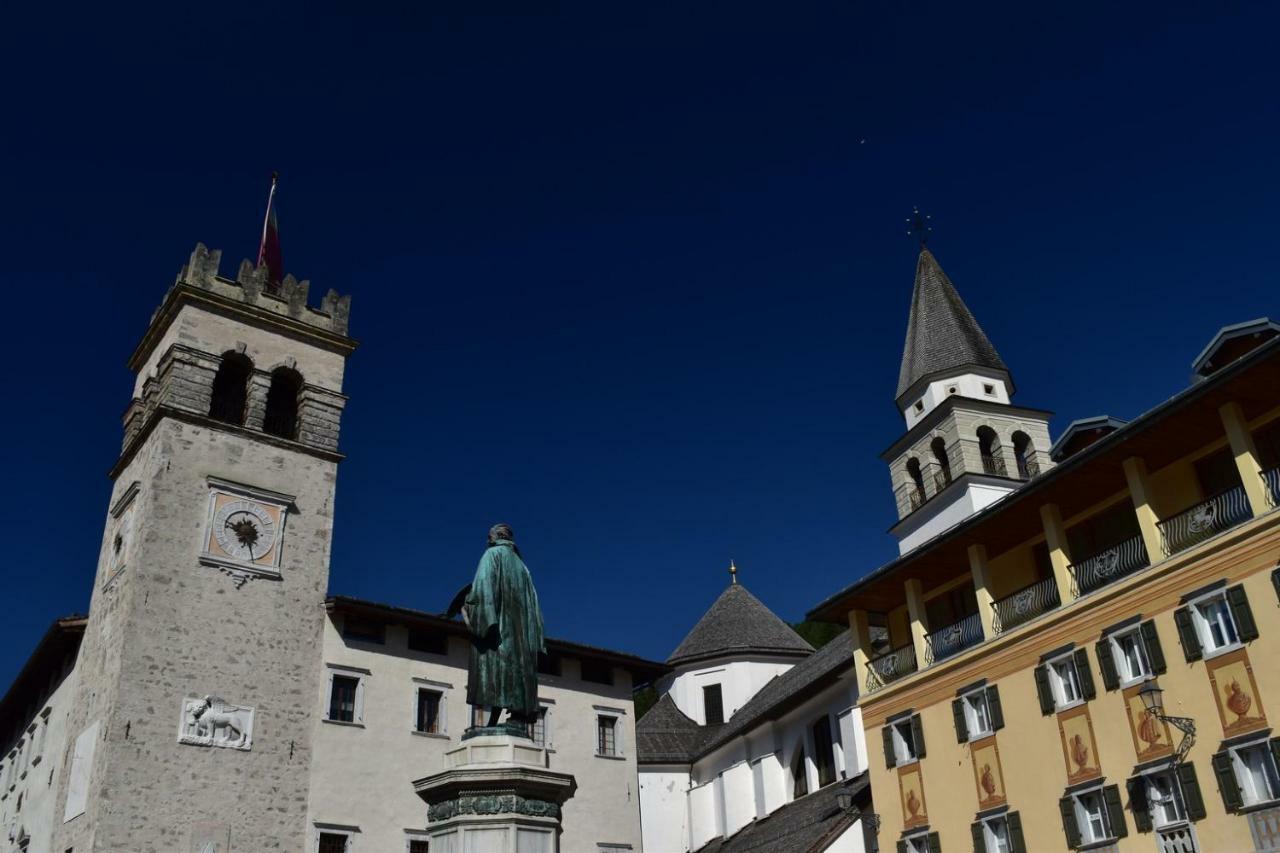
[1271,567,1280,604]
[1059,795,1082,848]
[1095,638,1119,691]
[986,685,1005,731]
[1140,620,1167,674]
[952,698,969,743]
[1127,775,1153,833]
[1178,761,1207,821]
[1035,665,1055,715]
[927,830,941,853]
[1271,737,1280,770]
[970,820,985,853]
[1212,749,1244,811]
[911,713,927,758]
[882,725,896,769]
[897,841,908,853]
[1006,811,1027,853]
[1074,648,1097,700]
[1103,783,1128,838]
[1173,606,1203,661]
[1227,584,1259,642]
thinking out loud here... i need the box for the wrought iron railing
[908,487,927,512]
[1068,534,1150,598]
[922,612,983,666]
[1263,466,1280,509]
[1157,484,1252,557]
[1017,457,1040,480]
[981,453,1007,477]
[933,469,952,493]
[991,576,1061,635]
[864,643,917,693]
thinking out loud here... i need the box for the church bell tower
[52,245,355,852]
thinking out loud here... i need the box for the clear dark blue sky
[1,2,1277,685]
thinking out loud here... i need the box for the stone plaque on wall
[178,696,255,751]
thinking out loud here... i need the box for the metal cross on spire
[729,560,738,584]
[906,207,932,248]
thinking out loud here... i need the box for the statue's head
[488,523,515,545]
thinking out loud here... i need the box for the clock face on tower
[201,480,292,581]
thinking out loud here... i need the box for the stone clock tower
[52,245,355,852]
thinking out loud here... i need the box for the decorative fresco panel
[1122,683,1173,762]
[969,735,1007,811]
[898,763,929,830]
[1057,704,1102,785]
[1206,648,1268,738]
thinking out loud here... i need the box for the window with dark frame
[702,684,724,726]
[791,747,808,798]
[597,715,618,756]
[580,661,614,685]
[408,840,429,853]
[531,706,549,747]
[342,616,385,645]
[408,629,447,655]
[263,366,303,439]
[537,653,562,676]
[328,675,359,723]
[811,715,836,787]
[317,832,349,853]
[415,689,442,734]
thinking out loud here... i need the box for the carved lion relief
[178,696,255,751]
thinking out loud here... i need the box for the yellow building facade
[810,255,1280,852]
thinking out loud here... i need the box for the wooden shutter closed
[1006,811,1027,853]
[1211,749,1243,811]
[970,820,985,853]
[1173,606,1203,661]
[1127,775,1152,833]
[1103,784,1127,838]
[986,685,1004,731]
[882,725,896,769]
[1059,795,1082,848]
[1074,648,1096,700]
[1035,665,1055,715]
[952,698,968,743]
[1141,620,1166,674]
[1178,761,1207,821]
[911,714,927,758]
[1227,584,1259,642]
[1095,638,1120,691]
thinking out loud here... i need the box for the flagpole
[257,171,279,267]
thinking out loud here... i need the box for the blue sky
[1,2,1278,684]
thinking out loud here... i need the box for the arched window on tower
[930,437,952,490]
[1012,431,1035,480]
[208,351,252,426]
[977,426,1005,477]
[263,367,303,439]
[906,457,927,510]
[791,745,809,799]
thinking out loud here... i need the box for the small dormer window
[946,385,958,395]
[983,383,996,396]
[913,401,925,414]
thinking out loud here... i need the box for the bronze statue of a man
[460,524,545,729]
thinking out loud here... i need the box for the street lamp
[1137,678,1196,764]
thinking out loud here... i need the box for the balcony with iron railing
[990,576,1061,635]
[1263,466,1280,509]
[922,612,984,666]
[980,453,1007,477]
[1156,484,1253,557]
[1067,534,1151,599]
[864,643,917,694]
[1017,456,1040,480]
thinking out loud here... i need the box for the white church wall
[720,759,756,838]
[896,481,1015,554]
[688,780,718,851]
[902,372,1011,428]
[638,766,690,853]
[665,657,797,724]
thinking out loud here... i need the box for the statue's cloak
[464,539,545,717]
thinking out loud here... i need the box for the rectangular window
[537,653,562,676]
[597,715,618,756]
[812,716,836,788]
[1074,788,1109,844]
[531,706,550,748]
[891,719,916,764]
[1050,655,1083,707]
[581,661,614,685]
[317,832,349,853]
[963,689,993,738]
[1233,742,1280,805]
[981,816,1012,853]
[703,685,724,726]
[1145,769,1187,827]
[342,616,385,645]
[903,834,931,853]
[1112,628,1151,684]
[408,629,447,655]
[471,705,489,728]
[408,841,429,853]
[328,675,360,723]
[1194,594,1240,653]
[415,689,442,734]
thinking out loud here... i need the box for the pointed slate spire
[667,583,813,666]
[896,248,1009,404]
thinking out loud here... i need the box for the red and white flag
[257,172,283,285]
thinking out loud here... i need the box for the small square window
[538,653,562,676]
[1233,742,1280,805]
[597,715,619,757]
[1110,628,1151,684]
[1193,593,1240,654]
[581,661,614,685]
[408,629,447,655]
[1049,655,1083,708]
[342,616,385,645]
[962,689,993,739]
[913,400,925,413]
[317,831,351,853]
[983,383,996,396]
[327,673,363,723]
[415,689,442,734]
[1073,788,1110,844]
[946,385,958,395]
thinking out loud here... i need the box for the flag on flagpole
[257,172,283,287]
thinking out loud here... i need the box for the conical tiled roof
[896,248,1009,402]
[667,583,813,666]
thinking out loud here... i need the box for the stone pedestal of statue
[413,731,577,853]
